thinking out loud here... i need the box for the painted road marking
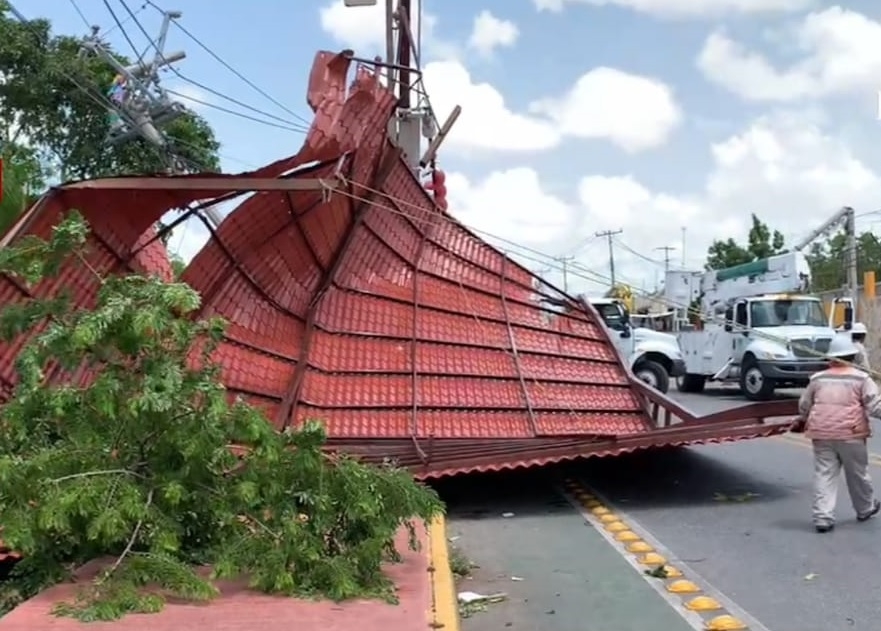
[559,478,770,631]
[428,514,460,631]
[776,433,881,466]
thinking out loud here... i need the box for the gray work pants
[812,438,875,526]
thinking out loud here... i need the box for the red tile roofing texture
[0,49,798,482]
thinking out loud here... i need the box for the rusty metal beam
[499,256,539,436]
[61,177,341,192]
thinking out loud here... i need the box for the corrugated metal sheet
[0,49,799,482]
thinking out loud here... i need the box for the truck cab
[590,298,686,393]
[720,294,840,399]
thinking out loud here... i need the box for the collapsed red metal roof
[0,50,797,479]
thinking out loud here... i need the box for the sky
[20,0,881,300]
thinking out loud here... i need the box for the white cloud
[423,61,560,152]
[319,0,436,55]
[446,111,881,297]
[697,7,881,102]
[529,67,682,152]
[467,10,519,57]
[446,167,574,248]
[533,0,812,18]
[569,111,881,294]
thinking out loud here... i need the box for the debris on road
[458,591,508,618]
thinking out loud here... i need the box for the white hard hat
[827,335,860,359]
[852,322,868,335]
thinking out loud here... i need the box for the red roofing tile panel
[0,48,794,480]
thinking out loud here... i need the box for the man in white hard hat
[797,335,881,533]
[850,322,870,371]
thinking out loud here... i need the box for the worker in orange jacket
[797,336,881,532]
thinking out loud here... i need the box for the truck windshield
[749,299,827,327]
[597,303,627,330]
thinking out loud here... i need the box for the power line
[655,245,675,272]
[67,0,92,30]
[117,1,308,133]
[595,228,623,287]
[142,0,313,128]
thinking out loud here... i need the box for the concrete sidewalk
[0,518,458,631]
[441,471,703,631]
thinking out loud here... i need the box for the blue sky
[20,0,881,296]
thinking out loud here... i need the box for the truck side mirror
[620,328,631,339]
[844,305,854,329]
[724,323,733,332]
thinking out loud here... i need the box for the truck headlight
[757,350,787,360]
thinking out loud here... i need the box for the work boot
[857,499,881,522]
[815,523,834,533]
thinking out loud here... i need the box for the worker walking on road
[797,336,881,533]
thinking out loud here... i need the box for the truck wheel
[739,358,775,401]
[634,360,670,394]
[677,373,706,393]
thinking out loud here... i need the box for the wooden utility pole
[595,229,623,287]
[555,256,574,292]
[655,245,675,272]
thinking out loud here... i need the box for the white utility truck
[673,252,856,401]
[588,297,686,394]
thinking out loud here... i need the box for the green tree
[0,3,220,180]
[806,230,881,292]
[0,146,44,235]
[705,214,786,270]
[0,213,442,621]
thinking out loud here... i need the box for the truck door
[732,300,749,363]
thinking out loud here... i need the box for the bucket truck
[588,297,685,394]
[673,251,855,401]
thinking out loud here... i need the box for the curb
[428,514,459,631]
[561,477,768,631]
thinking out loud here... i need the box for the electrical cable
[142,0,314,129]
[117,0,308,133]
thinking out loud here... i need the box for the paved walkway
[0,519,456,631]
[440,471,699,631]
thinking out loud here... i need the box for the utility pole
[655,245,675,272]
[555,256,574,292]
[595,228,623,287]
[681,227,687,267]
[77,8,225,228]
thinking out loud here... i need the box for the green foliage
[0,2,220,179]
[705,214,786,270]
[806,230,881,293]
[703,213,881,293]
[0,213,443,621]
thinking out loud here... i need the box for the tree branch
[107,488,154,577]
[51,468,144,484]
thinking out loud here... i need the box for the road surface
[439,384,881,631]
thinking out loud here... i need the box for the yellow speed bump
[667,579,700,594]
[638,552,667,565]
[599,513,620,523]
[590,505,609,514]
[705,614,748,630]
[605,521,627,532]
[662,565,683,578]
[615,530,640,542]
[686,596,722,612]
[627,541,654,553]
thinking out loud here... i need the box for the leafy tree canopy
[703,213,881,293]
[705,213,786,270]
[0,1,220,181]
[0,213,442,621]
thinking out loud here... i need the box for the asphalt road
[440,383,881,631]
